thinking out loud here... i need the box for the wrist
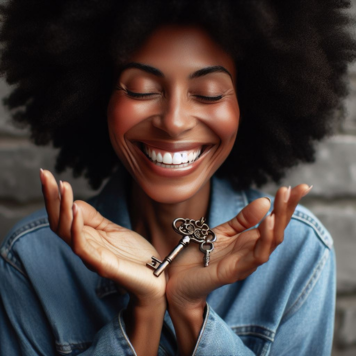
[167,295,206,315]
[124,296,166,335]
[168,301,206,356]
[123,297,166,356]
[168,300,206,329]
[130,293,166,308]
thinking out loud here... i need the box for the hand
[166,184,312,310]
[166,184,311,356]
[39,169,165,304]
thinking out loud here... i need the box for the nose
[151,91,197,138]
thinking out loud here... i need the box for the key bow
[172,217,216,243]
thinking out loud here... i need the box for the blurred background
[0,2,355,355]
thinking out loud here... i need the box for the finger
[254,214,275,264]
[286,184,312,218]
[71,203,100,269]
[40,169,61,232]
[217,197,271,237]
[57,181,74,244]
[272,184,311,246]
[75,200,126,232]
[271,186,290,245]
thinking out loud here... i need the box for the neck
[128,179,211,258]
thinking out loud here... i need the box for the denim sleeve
[191,249,335,356]
[191,304,256,356]
[0,258,137,356]
[269,248,336,356]
[79,310,137,356]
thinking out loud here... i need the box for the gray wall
[0,3,356,355]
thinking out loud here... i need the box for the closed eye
[117,87,223,102]
[195,95,223,102]
[125,89,157,98]
[116,87,158,99]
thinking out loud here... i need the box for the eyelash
[117,87,223,102]
[194,95,223,102]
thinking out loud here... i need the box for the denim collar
[94,170,247,298]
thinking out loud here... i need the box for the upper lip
[135,140,212,152]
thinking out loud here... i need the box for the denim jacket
[0,171,335,356]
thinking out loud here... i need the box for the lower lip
[132,143,212,178]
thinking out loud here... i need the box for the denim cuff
[192,303,254,356]
[80,309,137,355]
[117,309,137,355]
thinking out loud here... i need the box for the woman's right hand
[39,169,166,305]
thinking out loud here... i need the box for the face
[107,25,240,204]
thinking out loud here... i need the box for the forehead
[127,25,236,79]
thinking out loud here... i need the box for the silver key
[146,217,216,276]
[147,235,191,277]
[200,241,215,267]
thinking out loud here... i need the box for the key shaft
[147,236,191,277]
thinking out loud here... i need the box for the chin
[136,178,209,205]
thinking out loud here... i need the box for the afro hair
[1,0,355,189]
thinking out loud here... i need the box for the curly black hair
[0,0,355,189]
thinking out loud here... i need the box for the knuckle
[276,234,284,245]
[74,199,83,206]
[255,255,269,265]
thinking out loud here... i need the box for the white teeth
[143,144,203,167]
[163,152,172,164]
[156,152,163,163]
[181,152,188,163]
[173,152,182,164]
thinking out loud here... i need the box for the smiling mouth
[139,142,208,169]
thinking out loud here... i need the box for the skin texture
[40,26,312,356]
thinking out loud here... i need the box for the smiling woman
[107,26,239,204]
[0,1,355,356]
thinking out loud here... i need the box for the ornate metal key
[146,217,216,277]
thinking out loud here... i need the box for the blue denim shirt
[0,171,335,356]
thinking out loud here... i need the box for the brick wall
[0,4,356,354]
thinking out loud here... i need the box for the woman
[0,1,354,355]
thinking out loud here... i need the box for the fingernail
[302,185,313,197]
[264,196,271,204]
[284,186,291,203]
[39,168,44,184]
[59,180,64,196]
[268,214,275,230]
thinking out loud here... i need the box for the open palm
[166,185,310,309]
[40,170,165,302]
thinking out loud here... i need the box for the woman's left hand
[166,184,311,356]
[166,184,311,312]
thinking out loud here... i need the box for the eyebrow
[120,62,233,80]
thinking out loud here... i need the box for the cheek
[204,101,240,145]
[107,95,151,136]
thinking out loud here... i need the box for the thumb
[214,197,271,236]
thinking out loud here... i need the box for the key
[200,241,214,267]
[147,235,191,277]
[146,216,216,276]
